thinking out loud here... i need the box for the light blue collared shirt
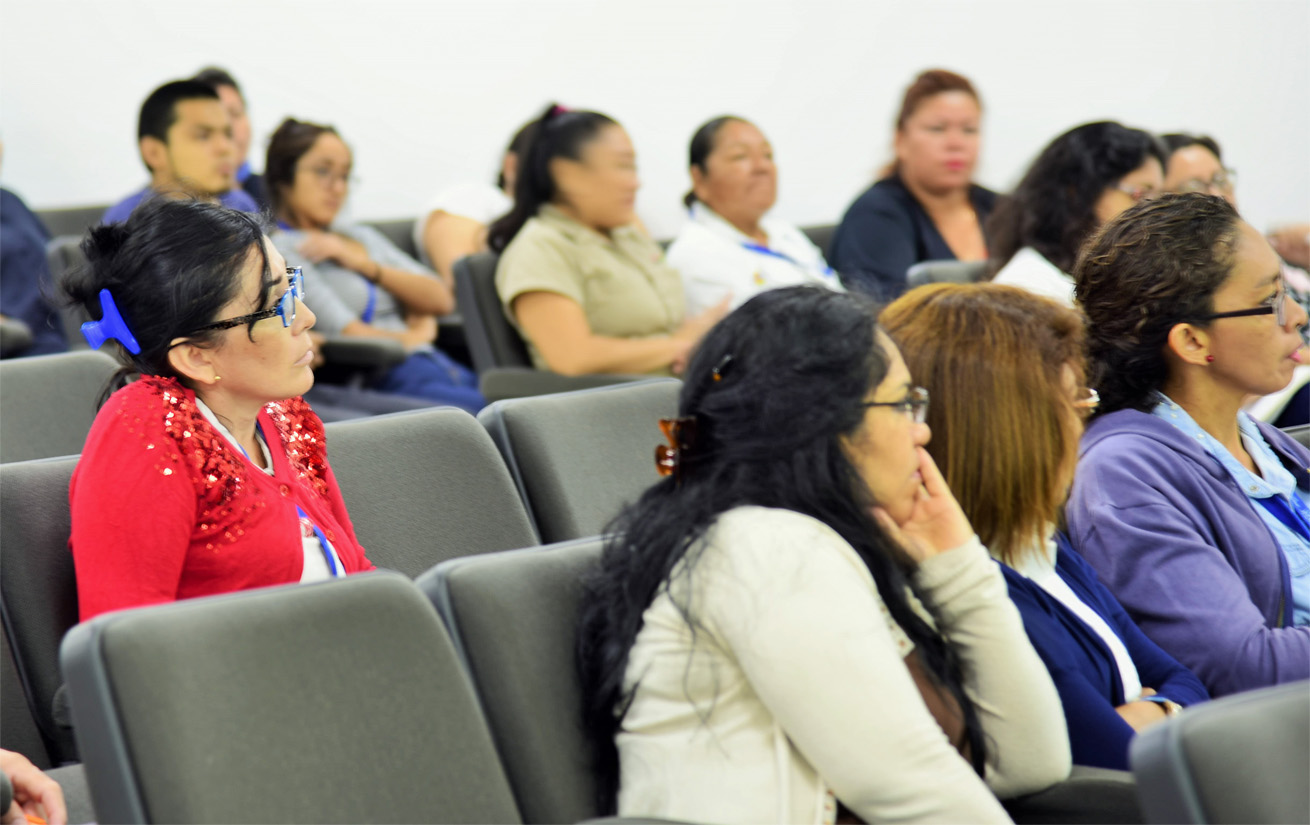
[1152,394,1310,626]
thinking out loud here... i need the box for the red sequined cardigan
[70,376,374,621]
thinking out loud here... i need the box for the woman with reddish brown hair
[829,69,997,299]
[882,283,1208,770]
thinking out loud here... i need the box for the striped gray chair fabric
[62,572,521,824]
[478,379,680,544]
[324,407,539,575]
[0,350,118,463]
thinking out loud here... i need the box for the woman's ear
[167,340,222,386]
[1165,322,1212,367]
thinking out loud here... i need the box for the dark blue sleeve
[829,189,918,300]
[1060,545,1210,708]
[1002,568,1137,770]
[0,191,67,355]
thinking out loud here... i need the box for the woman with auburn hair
[1069,193,1309,697]
[882,283,1207,770]
[829,69,997,299]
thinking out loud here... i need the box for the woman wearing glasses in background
[883,283,1207,770]
[1069,193,1310,697]
[579,286,1069,823]
[266,118,483,412]
[986,121,1166,307]
[65,198,375,622]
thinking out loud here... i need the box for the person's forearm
[340,320,434,350]
[539,334,685,376]
[364,264,454,316]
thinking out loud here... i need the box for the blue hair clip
[81,289,141,354]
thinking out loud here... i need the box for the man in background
[191,66,267,208]
[102,80,258,223]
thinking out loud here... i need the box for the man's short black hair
[138,80,221,144]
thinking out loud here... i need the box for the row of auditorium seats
[4,365,1307,821]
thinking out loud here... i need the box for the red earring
[1205,355,1215,363]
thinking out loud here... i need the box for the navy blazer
[1000,535,1209,770]
[828,174,997,300]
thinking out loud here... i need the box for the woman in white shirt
[987,122,1166,306]
[883,282,1208,771]
[665,117,840,315]
[578,286,1069,823]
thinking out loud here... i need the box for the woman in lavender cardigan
[1068,193,1310,697]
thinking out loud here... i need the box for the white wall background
[2,0,1306,239]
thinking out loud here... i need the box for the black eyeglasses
[863,386,929,424]
[1199,278,1287,327]
[191,268,305,334]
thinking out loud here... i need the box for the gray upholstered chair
[452,252,644,402]
[324,407,540,573]
[0,456,81,766]
[1130,680,1310,824]
[33,206,105,239]
[801,223,837,258]
[478,379,680,543]
[905,258,988,289]
[62,571,522,824]
[0,318,33,358]
[1281,424,1309,450]
[420,538,605,825]
[0,350,118,463]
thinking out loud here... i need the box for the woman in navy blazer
[883,283,1208,770]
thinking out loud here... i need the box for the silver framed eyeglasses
[863,386,930,424]
[1199,277,1287,327]
[191,267,305,333]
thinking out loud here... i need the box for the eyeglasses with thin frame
[303,165,356,189]
[863,386,930,424]
[1115,182,1161,203]
[190,268,305,334]
[1177,168,1237,196]
[1199,277,1287,327]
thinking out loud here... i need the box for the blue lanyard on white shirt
[739,241,837,278]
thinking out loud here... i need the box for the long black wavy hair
[986,121,1167,275]
[576,285,986,813]
[486,102,618,252]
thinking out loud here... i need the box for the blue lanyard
[1257,493,1310,543]
[739,241,837,278]
[237,424,343,578]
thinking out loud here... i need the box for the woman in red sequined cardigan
[64,198,374,621]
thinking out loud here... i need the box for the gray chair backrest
[360,217,419,259]
[0,350,117,462]
[1130,679,1310,824]
[454,252,533,374]
[419,537,605,824]
[34,207,104,239]
[1283,424,1310,450]
[325,407,539,574]
[0,456,81,765]
[478,379,680,543]
[801,223,836,257]
[62,571,521,824]
[0,318,34,358]
[44,235,91,351]
[2,630,52,769]
[906,258,988,289]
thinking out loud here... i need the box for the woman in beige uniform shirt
[489,103,728,376]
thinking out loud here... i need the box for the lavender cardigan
[1067,409,1310,697]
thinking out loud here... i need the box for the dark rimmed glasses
[863,386,930,424]
[191,268,305,333]
[1199,277,1287,327]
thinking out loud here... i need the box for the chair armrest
[319,337,407,370]
[0,318,34,357]
[1003,765,1141,824]
[478,368,647,403]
